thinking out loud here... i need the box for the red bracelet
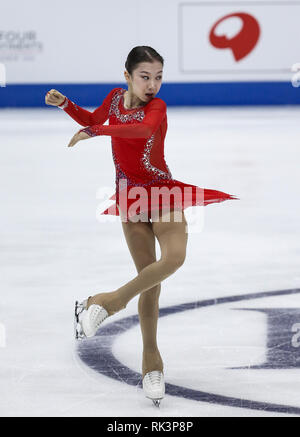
[58,96,67,107]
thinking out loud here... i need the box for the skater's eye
[142,76,162,80]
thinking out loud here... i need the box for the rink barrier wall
[0,82,299,107]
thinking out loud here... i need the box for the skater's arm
[58,88,116,126]
[45,88,118,127]
[80,99,167,139]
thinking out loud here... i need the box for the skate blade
[152,399,161,408]
[74,300,87,340]
[146,396,163,407]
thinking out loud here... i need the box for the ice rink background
[1,104,300,416]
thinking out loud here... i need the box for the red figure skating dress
[59,87,239,221]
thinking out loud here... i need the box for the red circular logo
[209,12,260,61]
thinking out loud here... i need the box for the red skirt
[100,178,239,221]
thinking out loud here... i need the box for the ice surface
[1,104,300,416]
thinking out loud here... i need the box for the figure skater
[45,46,238,407]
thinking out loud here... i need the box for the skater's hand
[67,130,90,147]
[45,89,66,106]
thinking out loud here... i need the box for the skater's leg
[120,219,164,378]
[139,284,164,378]
[88,209,188,315]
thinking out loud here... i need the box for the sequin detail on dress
[112,150,163,188]
[141,134,173,180]
[110,89,173,183]
[109,89,145,123]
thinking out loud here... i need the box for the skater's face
[125,61,163,103]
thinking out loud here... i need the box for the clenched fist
[45,89,66,106]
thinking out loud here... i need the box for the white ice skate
[74,299,109,340]
[142,370,165,407]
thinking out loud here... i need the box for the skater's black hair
[125,46,164,76]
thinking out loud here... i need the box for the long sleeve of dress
[58,88,117,127]
[80,99,167,139]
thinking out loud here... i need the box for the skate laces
[147,371,163,386]
[90,305,108,328]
